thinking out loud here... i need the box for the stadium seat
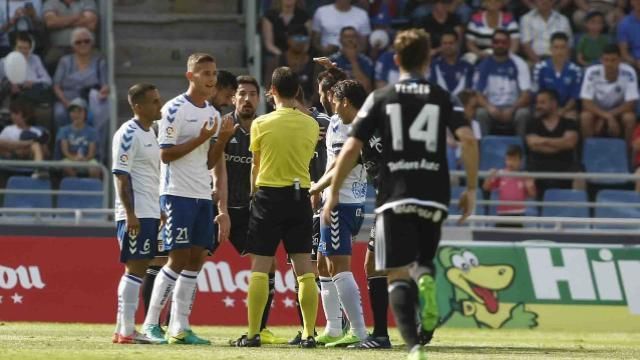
[479,136,524,171]
[541,189,589,229]
[594,190,640,229]
[56,177,104,219]
[3,176,53,218]
[582,138,629,185]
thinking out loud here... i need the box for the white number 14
[386,103,440,152]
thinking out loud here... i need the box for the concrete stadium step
[115,38,245,70]
[113,13,245,41]
[114,0,240,14]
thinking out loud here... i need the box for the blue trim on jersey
[183,93,207,109]
[159,144,174,149]
[112,169,129,176]
[133,119,151,132]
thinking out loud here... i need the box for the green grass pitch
[0,323,639,359]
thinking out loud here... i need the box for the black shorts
[246,186,313,257]
[287,211,320,264]
[374,204,446,271]
[367,217,376,252]
[229,206,250,255]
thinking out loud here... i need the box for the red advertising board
[0,236,379,326]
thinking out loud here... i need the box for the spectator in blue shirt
[474,29,532,137]
[56,97,100,178]
[374,49,398,89]
[429,30,474,96]
[618,0,640,72]
[532,32,582,120]
[329,26,373,92]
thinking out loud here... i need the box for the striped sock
[117,273,142,336]
[143,266,178,327]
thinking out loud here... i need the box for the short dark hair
[394,29,430,72]
[216,70,238,91]
[331,80,367,109]
[288,24,308,37]
[537,89,559,103]
[340,26,357,37]
[9,97,34,123]
[492,29,511,41]
[506,145,522,158]
[236,75,259,93]
[550,32,569,44]
[441,29,459,42]
[128,83,157,106]
[187,52,215,71]
[603,43,621,57]
[585,10,604,22]
[15,32,32,46]
[271,67,299,98]
[318,67,347,93]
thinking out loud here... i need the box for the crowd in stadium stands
[0,0,106,186]
[261,0,640,197]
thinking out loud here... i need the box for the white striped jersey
[157,94,221,200]
[112,119,160,221]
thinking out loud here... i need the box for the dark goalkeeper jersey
[350,77,468,212]
[225,112,252,208]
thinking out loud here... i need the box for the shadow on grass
[425,344,608,356]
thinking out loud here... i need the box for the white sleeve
[513,56,531,91]
[0,127,9,140]
[358,10,371,36]
[520,14,533,44]
[625,67,640,102]
[157,103,183,146]
[112,129,137,174]
[311,7,323,33]
[580,68,595,100]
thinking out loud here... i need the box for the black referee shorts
[374,204,446,271]
[229,206,250,255]
[246,186,313,257]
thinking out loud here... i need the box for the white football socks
[117,273,142,336]
[143,266,178,326]
[334,271,367,340]
[168,270,199,336]
[319,276,343,336]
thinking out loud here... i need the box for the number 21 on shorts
[386,103,439,152]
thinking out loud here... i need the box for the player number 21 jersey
[157,94,221,200]
[350,78,468,212]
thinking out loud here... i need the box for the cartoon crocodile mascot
[437,247,538,329]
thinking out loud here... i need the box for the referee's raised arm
[235,67,320,348]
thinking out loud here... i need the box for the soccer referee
[234,67,319,348]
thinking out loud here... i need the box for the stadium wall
[1,236,639,331]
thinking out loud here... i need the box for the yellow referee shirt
[249,107,319,188]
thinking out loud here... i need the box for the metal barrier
[0,159,110,208]
[0,208,112,225]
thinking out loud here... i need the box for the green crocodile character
[437,247,538,329]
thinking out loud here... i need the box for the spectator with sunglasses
[52,27,109,159]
